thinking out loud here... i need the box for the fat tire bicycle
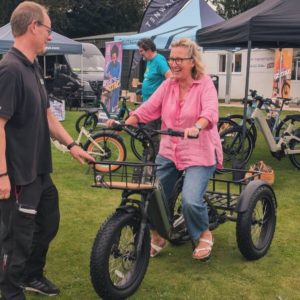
[51,126,126,172]
[89,124,277,299]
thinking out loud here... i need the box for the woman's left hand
[184,127,199,139]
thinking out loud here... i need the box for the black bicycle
[75,96,131,133]
[89,124,277,299]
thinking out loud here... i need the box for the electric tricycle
[89,124,277,299]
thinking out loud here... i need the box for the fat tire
[84,131,126,172]
[236,185,276,260]
[75,113,98,133]
[90,211,150,299]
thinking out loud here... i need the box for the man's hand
[0,176,11,200]
[106,119,118,128]
[69,145,95,164]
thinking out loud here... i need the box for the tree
[0,0,147,38]
[52,0,147,38]
[0,0,21,27]
[208,0,264,19]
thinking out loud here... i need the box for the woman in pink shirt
[110,38,223,260]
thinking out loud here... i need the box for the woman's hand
[184,127,199,139]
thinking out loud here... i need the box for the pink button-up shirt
[132,75,223,170]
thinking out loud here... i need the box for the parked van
[38,42,105,107]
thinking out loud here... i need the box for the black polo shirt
[0,48,52,185]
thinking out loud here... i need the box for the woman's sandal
[150,241,167,258]
[192,238,214,261]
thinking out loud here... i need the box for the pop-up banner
[98,41,123,124]
[272,48,293,98]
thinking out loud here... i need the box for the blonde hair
[10,1,48,37]
[170,38,205,79]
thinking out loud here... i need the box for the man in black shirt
[0,2,94,299]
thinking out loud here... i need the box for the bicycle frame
[51,127,108,157]
[242,98,286,140]
[251,107,300,154]
[99,96,130,120]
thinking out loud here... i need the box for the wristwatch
[194,123,202,131]
[67,141,78,150]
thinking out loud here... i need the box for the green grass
[27,108,300,300]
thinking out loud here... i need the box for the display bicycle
[75,96,131,133]
[218,89,295,146]
[51,126,126,172]
[89,124,277,299]
[220,90,300,169]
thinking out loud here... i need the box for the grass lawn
[27,107,300,300]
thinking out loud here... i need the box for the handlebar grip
[157,129,198,139]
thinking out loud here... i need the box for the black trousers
[0,174,60,300]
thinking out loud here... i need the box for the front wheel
[75,113,98,133]
[220,126,254,169]
[90,211,150,299]
[84,131,126,172]
[236,185,276,260]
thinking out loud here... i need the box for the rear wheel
[84,131,126,172]
[75,113,98,133]
[276,118,300,141]
[90,211,150,299]
[288,128,300,169]
[219,126,254,169]
[236,186,276,260]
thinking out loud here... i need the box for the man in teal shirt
[137,38,172,157]
[138,38,172,102]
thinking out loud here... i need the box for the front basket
[91,161,158,190]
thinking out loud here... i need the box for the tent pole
[242,40,252,138]
[225,51,233,103]
[81,44,83,107]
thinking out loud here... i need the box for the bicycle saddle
[81,107,99,114]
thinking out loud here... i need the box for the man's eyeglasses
[37,21,52,35]
[168,57,192,65]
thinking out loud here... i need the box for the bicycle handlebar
[110,122,198,139]
[248,89,291,109]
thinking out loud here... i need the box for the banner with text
[272,48,293,98]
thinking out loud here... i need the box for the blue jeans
[155,155,216,241]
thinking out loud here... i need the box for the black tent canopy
[196,0,300,48]
[196,0,300,142]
